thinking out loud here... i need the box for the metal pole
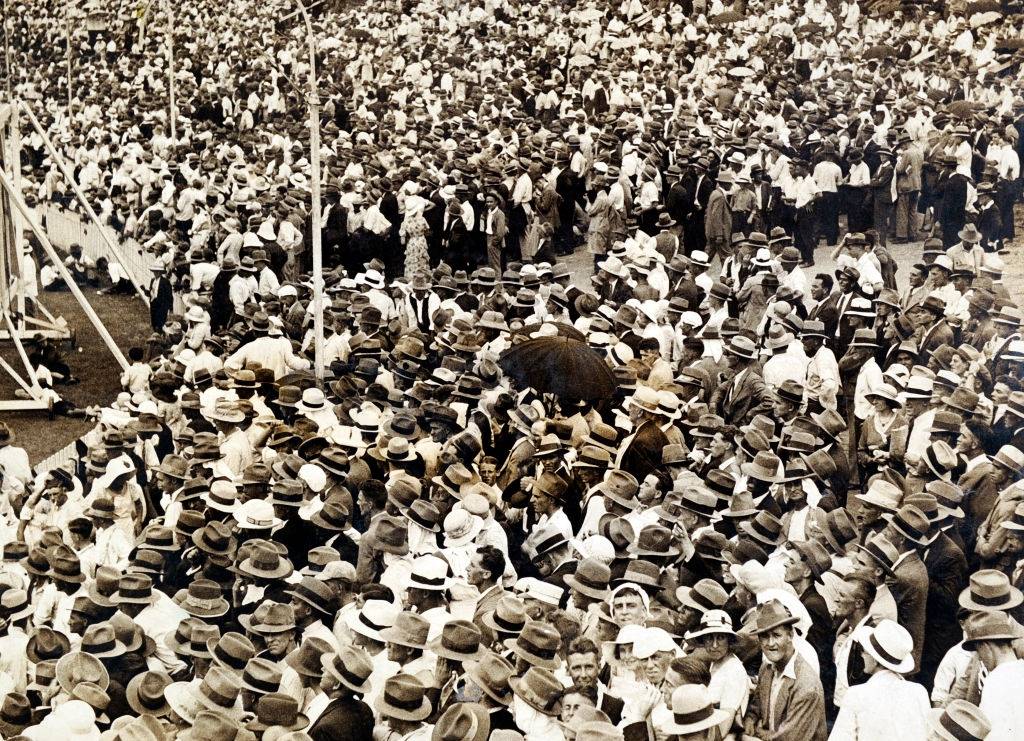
[20,102,150,304]
[292,0,324,383]
[164,0,176,141]
[65,7,73,119]
[0,168,130,371]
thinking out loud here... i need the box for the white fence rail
[35,440,79,474]
[43,205,155,304]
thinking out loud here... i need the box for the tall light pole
[290,0,324,383]
[163,0,176,140]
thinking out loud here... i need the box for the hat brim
[957,586,1024,612]
[375,694,432,722]
[503,639,560,670]
[507,676,561,716]
[563,575,611,601]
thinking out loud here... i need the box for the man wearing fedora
[745,600,827,741]
[710,335,772,428]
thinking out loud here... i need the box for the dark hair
[567,637,600,658]
[475,545,505,584]
[639,337,661,352]
[844,576,877,607]
[814,273,834,292]
[360,479,388,509]
[682,337,704,353]
[669,656,711,685]
[360,583,395,602]
[128,347,145,362]
[995,375,1022,392]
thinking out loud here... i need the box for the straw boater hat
[856,619,915,673]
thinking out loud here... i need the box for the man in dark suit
[686,159,715,253]
[937,156,970,248]
[884,506,931,675]
[309,648,375,740]
[148,263,173,332]
[808,273,841,340]
[710,335,771,427]
[915,295,954,363]
[919,507,968,688]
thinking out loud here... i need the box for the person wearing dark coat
[308,655,375,741]
[920,525,968,688]
[886,506,931,675]
[937,160,970,248]
[709,336,772,427]
[209,262,237,332]
[148,265,173,332]
[618,419,671,485]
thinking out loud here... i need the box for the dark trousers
[795,205,817,264]
[817,191,840,245]
[872,195,893,246]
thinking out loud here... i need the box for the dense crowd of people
[2,0,1024,738]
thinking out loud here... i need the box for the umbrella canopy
[946,100,985,118]
[498,336,617,402]
[509,322,587,342]
[728,66,755,78]
[967,0,1002,12]
[569,54,596,68]
[710,10,745,25]
[996,38,1024,51]
[862,44,895,60]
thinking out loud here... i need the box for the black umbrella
[498,336,617,402]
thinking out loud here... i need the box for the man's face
[479,461,497,485]
[810,278,827,302]
[855,501,882,528]
[838,275,854,293]
[992,383,1011,406]
[772,397,796,419]
[567,651,600,691]
[702,633,731,662]
[708,433,731,459]
[612,592,645,626]
[264,632,292,658]
[930,266,949,286]
[290,596,312,623]
[909,268,925,288]
[560,692,593,725]
[466,553,491,588]
[643,650,674,686]
[532,490,556,516]
[759,626,794,666]
[783,551,809,585]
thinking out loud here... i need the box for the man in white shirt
[812,148,843,246]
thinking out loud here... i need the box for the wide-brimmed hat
[481,596,528,637]
[927,700,992,741]
[380,611,431,650]
[237,543,294,580]
[741,451,782,483]
[684,609,737,642]
[748,600,799,634]
[56,651,110,694]
[503,621,561,670]
[676,579,729,614]
[463,652,514,706]
[428,619,484,662]
[564,558,612,600]
[958,569,1023,612]
[126,670,173,717]
[322,645,374,694]
[0,692,31,737]
[724,335,758,360]
[739,510,784,546]
[961,610,1022,651]
[27,626,71,664]
[375,673,431,721]
[346,599,399,642]
[81,622,128,659]
[173,579,230,618]
[855,479,902,512]
[663,684,730,735]
[508,667,562,717]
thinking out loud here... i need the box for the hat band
[359,612,385,633]
[383,691,424,712]
[534,534,565,554]
[441,636,477,654]
[201,684,237,707]
[939,711,982,741]
[243,671,279,694]
[336,662,369,688]
[187,595,224,611]
[246,517,275,528]
[520,639,557,660]
[688,589,718,612]
[189,637,212,653]
[214,643,247,671]
[411,573,447,587]
[492,613,525,633]
[968,589,1012,607]
[140,692,167,710]
[85,638,116,654]
[750,518,778,542]
[867,632,906,668]
[894,516,926,541]
[674,705,715,726]
[119,587,153,599]
[200,535,229,552]
[573,572,608,592]
[864,542,893,568]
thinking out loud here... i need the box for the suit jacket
[712,366,771,427]
[149,276,173,331]
[705,187,732,245]
[891,551,929,673]
[750,652,827,741]
[921,533,968,679]
[917,319,954,362]
[808,292,841,341]
[618,421,670,484]
[308,696,374,741]
[472,584,507,644]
